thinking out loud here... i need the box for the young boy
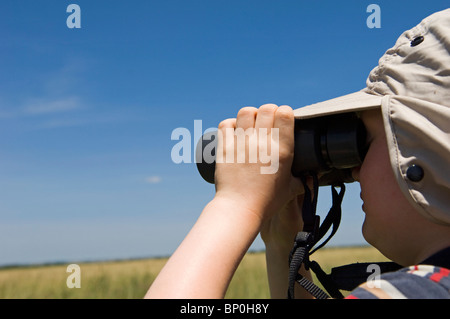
[145,9,450,299]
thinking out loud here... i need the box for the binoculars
[196,112,367,186]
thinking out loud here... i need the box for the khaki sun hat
[293,9,450,226]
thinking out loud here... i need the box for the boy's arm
[261,195,314,299]
[144,195,263,298]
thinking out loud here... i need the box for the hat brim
[293,90,383,119]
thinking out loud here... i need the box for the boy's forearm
[145,196,263,299]
[265,243,314,299]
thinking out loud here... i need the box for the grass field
[0,246,390,299]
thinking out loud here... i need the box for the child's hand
[214,104,304,225]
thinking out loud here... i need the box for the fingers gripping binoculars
[196,113,367,186]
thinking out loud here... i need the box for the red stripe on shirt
[430,268,450,283]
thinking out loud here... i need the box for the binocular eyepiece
[196,112,367,186]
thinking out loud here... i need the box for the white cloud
[22,96,81,115]
[0,58,85,119]
[0,96,82,119]
[145,176,162,184]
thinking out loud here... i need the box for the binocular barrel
[196,113,367,186]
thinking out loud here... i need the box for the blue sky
[0,1,448,266]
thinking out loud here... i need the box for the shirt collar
[421,247,450,269]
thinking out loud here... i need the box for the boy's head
[355,109,450,265]
[294,9,450,238]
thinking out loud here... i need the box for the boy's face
[353,109,425,264]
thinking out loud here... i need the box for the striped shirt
[346,265,450,299]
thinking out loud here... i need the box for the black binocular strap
[287,174,346,299]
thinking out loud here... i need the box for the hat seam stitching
[368,20,430,96]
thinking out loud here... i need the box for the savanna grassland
[0,246,389,299]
